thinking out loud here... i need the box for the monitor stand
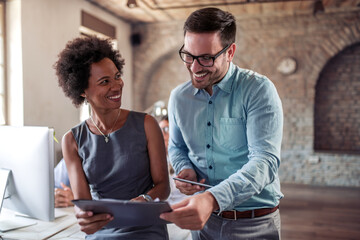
[0,169,36,232]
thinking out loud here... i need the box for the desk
[0,207,85,240]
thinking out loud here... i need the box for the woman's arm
[133,115,170,202]
[62,130,112,234]
[62,130,91,200]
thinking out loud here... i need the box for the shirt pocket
[219,117,247,151]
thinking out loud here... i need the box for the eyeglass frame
[161,126,169,133]
[178,43,232,67]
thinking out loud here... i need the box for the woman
[54,36,170,239]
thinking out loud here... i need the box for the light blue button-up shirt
[168,62,283,212]
[54,158,70,189]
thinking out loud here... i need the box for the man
[160,7,284,240]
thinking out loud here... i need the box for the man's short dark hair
[54,36,125,107]
[183,7,236,47]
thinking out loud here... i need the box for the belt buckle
[231,210,237,220]
[216,210,237,220]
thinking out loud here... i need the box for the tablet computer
[172,177,213,188]
[72,199,172,228]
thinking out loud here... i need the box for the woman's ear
[80,93,86,98]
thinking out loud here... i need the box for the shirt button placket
[206,99,214,179]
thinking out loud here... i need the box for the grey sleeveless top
[71,111,168,240]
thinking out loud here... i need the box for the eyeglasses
[161,126,169,133]
[179,44,231,67]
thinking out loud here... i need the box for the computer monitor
[0,126,55,221]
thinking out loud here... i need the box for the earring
[84,95,88,105]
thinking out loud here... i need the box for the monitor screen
[0,126,55,221]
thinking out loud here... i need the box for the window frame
[0,1,6,125]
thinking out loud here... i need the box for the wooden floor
[280,183,360,240]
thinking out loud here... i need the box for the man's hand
[74,206,113,234]
[174,169,206,195]
[54,182,74,208]
[159,191,219,230]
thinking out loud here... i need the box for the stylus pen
[173,177,213,188]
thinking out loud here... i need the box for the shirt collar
[192,62,235,95]
[217,62,235,94]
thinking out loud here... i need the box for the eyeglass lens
[180,53,214,67]
[161,126,169,133]
[179,44,230,67]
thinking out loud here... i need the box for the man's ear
[227,43,236,62]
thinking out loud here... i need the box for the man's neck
[205,62,230,96]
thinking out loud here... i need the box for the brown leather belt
[215,205,279,220]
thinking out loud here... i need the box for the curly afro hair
[54,36,125,107]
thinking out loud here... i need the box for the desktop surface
[0,207,85,240]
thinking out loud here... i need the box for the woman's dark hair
[183,7,236,47]
[54,36,125,107]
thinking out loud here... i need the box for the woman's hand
[130,195,148,202]
[74,206,113,234]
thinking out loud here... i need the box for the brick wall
[315,43,360,153]
[131,10,360,187]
